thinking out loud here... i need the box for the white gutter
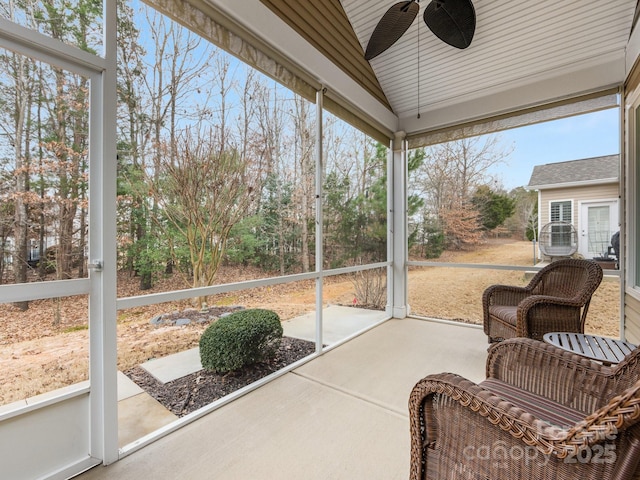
[528,177,619,190]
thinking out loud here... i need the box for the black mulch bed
[125,336,316,417]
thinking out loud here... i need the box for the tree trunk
[12,52,30,310]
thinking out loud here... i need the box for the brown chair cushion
[488,305,518,326]
[481,378,585,428]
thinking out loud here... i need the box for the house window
[550,201,572,222]
[549,201,573,248]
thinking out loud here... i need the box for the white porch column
[390,131,409,318]
[315,88,324,352]
[92,0,119,464]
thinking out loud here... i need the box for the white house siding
[624,294,640,343]
[624,55,640,345]
[539,184,619,233]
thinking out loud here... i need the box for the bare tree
[0,2,37,306]
[507,187,538,241]
[291,97,315,272]
[413,135,512,250]
[153,127,260,307]
[27,0,100,281]
[255,85,284,272]
[0,161,12,284]
[251,83,300,275]
[134,9,215,288]
[116,0,151,274]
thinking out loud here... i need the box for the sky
[491,108,620,191]
[127,0,621,194]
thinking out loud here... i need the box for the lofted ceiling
[252,0,637,135]
[259,0,390,109]
[209,0,638,137]
[344,0,636,121]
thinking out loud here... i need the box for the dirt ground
[0,239,621,405]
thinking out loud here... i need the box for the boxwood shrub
[199,308,283,373]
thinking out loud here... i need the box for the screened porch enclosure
[77,317,489,480]
[0,1,638,479]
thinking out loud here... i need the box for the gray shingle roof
[527,155,619,188]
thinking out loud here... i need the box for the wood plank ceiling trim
[259,0,391,110]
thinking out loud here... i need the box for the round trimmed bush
[199,308,283,373]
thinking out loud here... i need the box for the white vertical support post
[536,194,542,262]
[391,131,409,318]
[618,85,626,341]
[386,139,394,317]
[315,88,325,352]
[90,0,118,464]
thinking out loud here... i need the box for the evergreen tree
[471,185,516,231]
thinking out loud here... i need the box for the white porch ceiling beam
[400,54,625,135]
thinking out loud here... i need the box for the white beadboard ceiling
[211,0,636,136]
[341,0,636,131]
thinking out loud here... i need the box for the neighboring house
[527,155,619,260]
[1,233,60,274]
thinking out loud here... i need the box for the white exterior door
[579,200,619,258]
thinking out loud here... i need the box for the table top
[543,332,636,365]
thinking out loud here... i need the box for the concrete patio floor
[135,305,390,384]
[80,317,487,480]
[116,305,388,446]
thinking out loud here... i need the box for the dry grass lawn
[408,239,620,338]
[0,238,622,405]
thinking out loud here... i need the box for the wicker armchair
[409,338,640,480]
[483,259,603,343]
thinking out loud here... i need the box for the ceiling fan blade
[365,1,419,61]
[424,0,476,49]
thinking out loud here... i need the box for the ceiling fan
[364,0,476,61]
